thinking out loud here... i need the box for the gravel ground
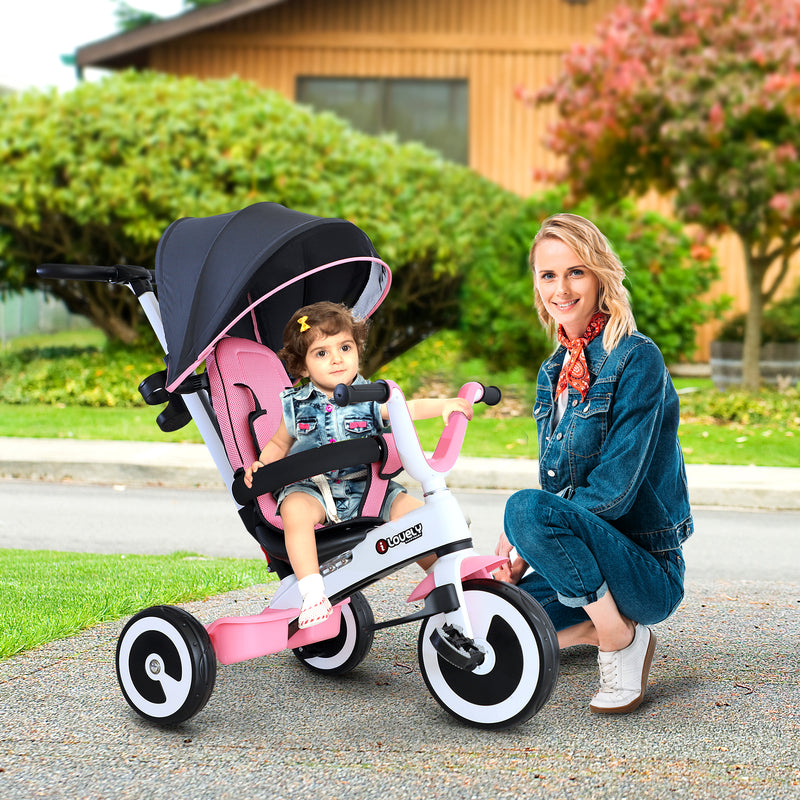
[1,566,797,800]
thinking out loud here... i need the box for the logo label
[376,523,423,554]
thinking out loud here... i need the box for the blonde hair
[530,213,636,352]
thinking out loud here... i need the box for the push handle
[37,263,153,284]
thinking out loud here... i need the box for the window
[296,77,468,164]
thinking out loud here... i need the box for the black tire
[417,579,559,729]
[116,605,216,725]
[292,590,374,675]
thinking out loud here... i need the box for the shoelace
[597,653,620,691]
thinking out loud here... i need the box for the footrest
[429,623,485,671]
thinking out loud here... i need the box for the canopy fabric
[154,203,390,391]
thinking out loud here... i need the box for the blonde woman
[495,213,692,714]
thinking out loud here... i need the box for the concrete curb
[0,437,798,510]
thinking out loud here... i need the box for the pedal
[429,623,485,671]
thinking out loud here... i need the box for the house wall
[141,0,798,360]
[147,0,623,197]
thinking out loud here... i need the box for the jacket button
[547,469,556,477]
[556,432,563,440]
[572,399,579,407]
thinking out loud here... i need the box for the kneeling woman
[495,213,692,714]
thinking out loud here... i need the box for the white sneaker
[298,593,332,629]
[590,624,656,714]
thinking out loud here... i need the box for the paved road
[1,480,798,799]
[1,480,798,581]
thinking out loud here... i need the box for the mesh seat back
[207,336,289,528]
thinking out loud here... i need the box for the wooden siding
[147,0,622,197]
[129,0,798,359]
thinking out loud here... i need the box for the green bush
[458,188,725,375]
[0,71,521,371]
[0,342,163,407]
[679,386,800,428]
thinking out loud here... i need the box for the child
[244,301,472,628]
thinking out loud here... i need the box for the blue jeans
[504,489,685,632]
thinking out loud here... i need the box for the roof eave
[75,0,289,70]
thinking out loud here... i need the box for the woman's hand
[494,532,529,584]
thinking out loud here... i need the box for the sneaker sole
[590,629,657,715]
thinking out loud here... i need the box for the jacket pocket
[566,393,611,459]
[344,417,374,435]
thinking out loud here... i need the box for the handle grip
[37,263,153,283]
[480,385,502,406]
[333,380,391,407]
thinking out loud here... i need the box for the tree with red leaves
[522,0,800,389]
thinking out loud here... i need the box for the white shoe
[298,593,332,629]
[590,624,656,714]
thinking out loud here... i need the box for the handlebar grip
[36,263,153,283]
[481,385,502,406]
[333,380,391,407]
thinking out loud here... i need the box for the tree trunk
[741,244,765,392]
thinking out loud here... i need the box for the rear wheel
[293,591,374,675]
[116,605,216,725]
[418,579,559,729]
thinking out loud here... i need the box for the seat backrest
[206,336,290,528]
[207,335,403,535]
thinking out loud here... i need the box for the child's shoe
[297,573,332,629]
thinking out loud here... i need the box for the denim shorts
[276,476,406,523]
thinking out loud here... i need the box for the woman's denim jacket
[534,331,693,553]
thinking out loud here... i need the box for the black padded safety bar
[231,436,385,505]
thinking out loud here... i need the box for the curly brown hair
[279,301,370,378]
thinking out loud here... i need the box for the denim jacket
[534,331,693,553]
[281,374,386,479]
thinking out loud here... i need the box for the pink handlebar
[427,381,498,474]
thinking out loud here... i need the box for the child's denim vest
[281,374,386,479]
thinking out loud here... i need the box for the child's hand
[243,460,263,489]
[442,397,473,425]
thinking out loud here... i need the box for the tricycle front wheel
[418,579,559,729]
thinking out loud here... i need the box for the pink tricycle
[38,203,559,729]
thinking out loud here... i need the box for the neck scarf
[556,312,608,401]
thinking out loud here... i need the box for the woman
[495,213,692,714]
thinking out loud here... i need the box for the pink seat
[206,337,402,544]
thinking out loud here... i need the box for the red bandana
[556,312,608,401]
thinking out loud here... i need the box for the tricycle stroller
[38,202,559,729]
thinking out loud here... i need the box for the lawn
[0,549,274,659]
[2,395,799,467]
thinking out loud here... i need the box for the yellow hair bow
[297,315,310,332]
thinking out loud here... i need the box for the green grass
[2,382,799,467]
[0,403,204,443]
[0,549,275,659]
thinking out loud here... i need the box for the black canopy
[155,203,390,391]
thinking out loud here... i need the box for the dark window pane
[384,80,468,164]
[296,77,382,134]
[296,77,468,163]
